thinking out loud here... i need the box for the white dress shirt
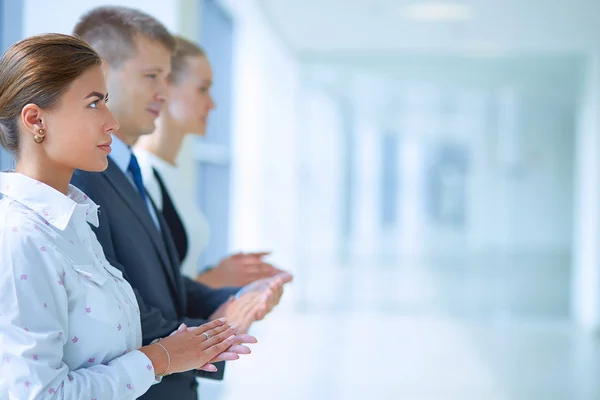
[135,149,210,278]
[110,135,161,230]
[0,172,157,399]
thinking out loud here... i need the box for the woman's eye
[147,74,157,79]
[90,100,100,109]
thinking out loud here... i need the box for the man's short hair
[73,6,176,68]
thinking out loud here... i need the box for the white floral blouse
[0,172,157,399]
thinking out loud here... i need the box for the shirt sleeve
[0,222,157,399]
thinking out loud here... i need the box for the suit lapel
[101,159,180,297]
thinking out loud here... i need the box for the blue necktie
[128,153,147,204]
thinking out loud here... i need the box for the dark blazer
[71,158,237,400]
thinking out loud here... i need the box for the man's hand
[236,272,293,318]
[209,272,293,332]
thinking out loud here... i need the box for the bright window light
[403,2,474,21]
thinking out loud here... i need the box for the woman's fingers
[211,352,241,362]
[205,333,237,358]
[197,363,218,372]
[233,334,258,344]
[203,326,237,348]
[197,323,235,342]
[188,317,227,335]
[226,344,251,355]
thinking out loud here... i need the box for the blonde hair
[168,36,206,84]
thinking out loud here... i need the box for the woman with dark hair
[0,34,254,399]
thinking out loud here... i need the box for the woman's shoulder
[0,200,59,247]
[0,200,65,278]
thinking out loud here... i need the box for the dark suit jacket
[71,158,238,400]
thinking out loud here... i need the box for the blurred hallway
[220,253,600,399]
[3,0,600,399]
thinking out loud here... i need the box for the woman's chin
[81,157,109,173]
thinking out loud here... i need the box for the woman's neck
[136,114,185,167]
[15,161,71,195]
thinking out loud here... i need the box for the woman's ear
[21,103,45,133]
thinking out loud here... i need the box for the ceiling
[255,0,589,127]
[257,0,600,55]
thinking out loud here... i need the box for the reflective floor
[199,253,600,400]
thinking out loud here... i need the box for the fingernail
[229,323,238,330]
[228,335,236,340]
[219,318,227,322]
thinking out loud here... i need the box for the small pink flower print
[84,195,88,201]
[12,227,17,233]
[127,384,133,390]
[146,364,153,371]
[44,303,47,308]
[68,376,73,382]
[43,211,49,217]
[34,225,40,231]
[62,272,66,277]
[85,307,91,313]
[102,362,108,366]
[114,278,118,283]
[40,247,47,252]
[122,351,127,356]
[44,220,49,227]
[58,280,63,286]
[117,324,121,331]
[69,240,74,245]
[48,388,55,394]
[24,381,31,388]
[4,357,10,364]
[24,328,29,332]
[20,274,28,280]
[58,332,63,337]
[71,336,79,344]
[33,354,39,361]
[88,358,95,363]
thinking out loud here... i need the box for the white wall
[297,85,345,259]
[467,87,575,256]
[23,0,180,36]
[218,0,301,273]
[572,54,600,332]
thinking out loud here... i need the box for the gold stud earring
[33,128,45,144]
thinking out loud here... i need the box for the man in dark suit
[70,6,291,400]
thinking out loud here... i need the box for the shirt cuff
[110,350,157,398]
